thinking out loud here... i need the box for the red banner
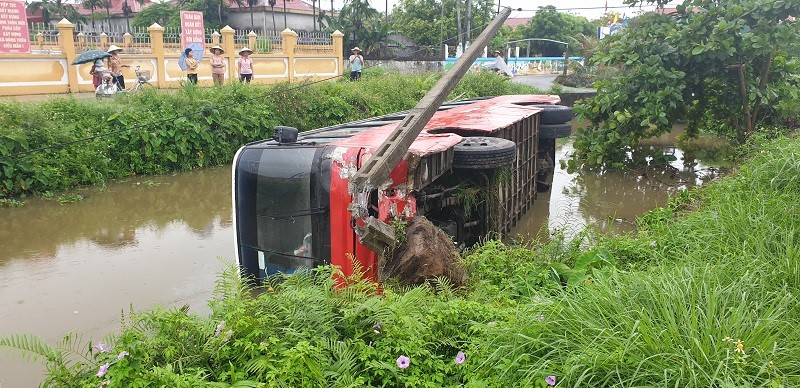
[0,0,30,54]
[180,11,205,51]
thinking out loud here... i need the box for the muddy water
[512,130,725,239]
[0,132,723,386]
[0,166,234,387]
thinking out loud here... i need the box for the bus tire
[453,137,517,169]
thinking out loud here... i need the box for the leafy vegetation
[573,0,800,168]
[4,133,800,386]
[0,71,537,199]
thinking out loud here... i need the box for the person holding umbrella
[107,45,128,89]
[184,48,199,84]
[209,45,226,86]
[348,47,364,81]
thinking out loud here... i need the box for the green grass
[0,71,540,200]
[2,126,800,385]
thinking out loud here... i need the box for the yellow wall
[0,22,344,96]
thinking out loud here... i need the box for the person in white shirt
[348,47,364,81]
[486,50,513,77]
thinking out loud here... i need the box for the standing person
[107,45,127,89]
[184,48,199,84]
[236,47,254,83]
[348,47,364,81]
[209,45,227,86]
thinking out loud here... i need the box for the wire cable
[3,11,509,160]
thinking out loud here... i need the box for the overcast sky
[323,0,683,20]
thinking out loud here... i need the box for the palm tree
[99,0,113,31]
[247,0,256,30]
[27,0,55,26]
[268,0,276,31]
[82,0,103,29]
[311,0,316,31]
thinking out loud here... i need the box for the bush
[0,72,539,199]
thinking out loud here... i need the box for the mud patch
[380,216,466,287]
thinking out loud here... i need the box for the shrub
[0,73,539,198]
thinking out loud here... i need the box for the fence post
[36,32,44,50]
[281,28,297,82]
[56,19,79,93]
[100,32,108,48]
[76,32,85,51]
[148,23,166,88]
[211,30,220,46]
[221,25,235,81]
[248,30,257,50]
[332,30,343,77]
[123,32,132,50]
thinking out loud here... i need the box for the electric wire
[3,13,508,160]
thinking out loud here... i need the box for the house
[27,0,153,31]
[226,0,327,33]
[505,17,529,29]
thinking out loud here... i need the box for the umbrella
[72,50,111,65]
[178,43,205,71]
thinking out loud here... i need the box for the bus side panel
[329,147,360,279]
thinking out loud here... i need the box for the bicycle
[96,66,154,98]
[127,65,155,92]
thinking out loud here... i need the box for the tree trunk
[734,64,752,143]
[751,53,774,132]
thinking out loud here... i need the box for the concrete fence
[1,18,345,96]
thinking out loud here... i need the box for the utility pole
[465,0,472,42]
[455,0,463,51]
[283,0,287,30]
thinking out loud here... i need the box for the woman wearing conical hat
[209,45,227,86]
[348,46,364,81]
[107,45,128,89]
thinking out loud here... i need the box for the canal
[0,131,723,386]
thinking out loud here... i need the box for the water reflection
[0,167,233,266]
[512,132,726,239]
[0,166,235,387]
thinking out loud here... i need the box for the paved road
[513,74,596,93]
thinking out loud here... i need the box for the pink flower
[92,341,111,353]
[215,321,226,337]
[545,375,557,386]
[396,355,410,369]
[454,351,466,365]
[96,363,110,378]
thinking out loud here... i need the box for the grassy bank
[0,70,537,201]
[3,132,799,386]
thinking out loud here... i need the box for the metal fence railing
[295,30,332,53]
[28,23,60,53]
[163,26,181,54]
[22,22,336,58]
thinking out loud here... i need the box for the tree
[322,0,392,55]
[132,2,180,28]
[518,5,594,57]
[572,0,800,168]
[82,0,103,29]
[390,0,494,47]
[27,0,82,26]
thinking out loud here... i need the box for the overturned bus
[232,95,574,284]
